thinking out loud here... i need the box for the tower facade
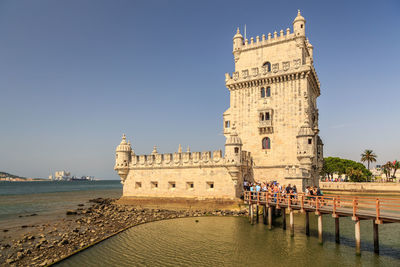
[224,10,323,190]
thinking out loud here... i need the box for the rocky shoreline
[0,198,248,266]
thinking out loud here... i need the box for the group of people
[243,180,324,201]
[243,180,298,198]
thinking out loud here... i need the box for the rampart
[128,150,252,169]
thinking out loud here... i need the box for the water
[0,180,122,229]
[58,216,400,267]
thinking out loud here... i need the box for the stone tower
[224,10,323,190]
[114,134,132,184]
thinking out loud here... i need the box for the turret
[114,134,132,183]
[225,128,242,165]
[293,10,306,38]
[296,122,315,168]
[233,28,243,63]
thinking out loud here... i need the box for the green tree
[392,160,400,178]
[382,161,393,178]
[361,149,377,170]
[320,157,371,182]
[346,167,364,182]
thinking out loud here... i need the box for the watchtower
[224,10,323,189]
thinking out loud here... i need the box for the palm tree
[392,160,400,178]
[382,161,393,178]
[361,149,377,170]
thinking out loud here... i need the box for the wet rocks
[0,198,248,267]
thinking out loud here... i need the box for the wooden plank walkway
[244,191,400,254]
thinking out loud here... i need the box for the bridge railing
[244,191,400,223]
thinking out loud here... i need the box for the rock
[6,258,14,264]
[21,225,28,228]
[66,210,77,215]
[78,204,84,207]
[30,213,38,216]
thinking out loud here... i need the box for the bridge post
[289,210,294,237]
[248,204,252,222]
[355,219,361,255]
[268,206,272,230]
[373,221,379,254]
[335,217,340,244]
[317,214,323,244]
[263,205,267,224]
[305,211,310,236]
[250,204,254,225]
[256,205,259,223]
[282,208,286,230]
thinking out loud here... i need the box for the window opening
[263,62,271,72]
[262,137,271,149]
[266,87,271,97]
[261,87,265,98]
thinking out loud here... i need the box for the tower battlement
[240,28,295,52]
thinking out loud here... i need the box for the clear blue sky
[1,0,399,179]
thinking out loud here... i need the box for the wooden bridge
[244,191,400,255]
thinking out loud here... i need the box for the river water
[58,215,400,267]
[0,180,122,229]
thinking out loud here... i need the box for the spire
[293,9,306,23]
[119,134,128,145]
[233,27,243,39]
[178,144,182,153]
[187,146,190,153]
[152,145,158,154]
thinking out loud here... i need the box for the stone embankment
[0,198,247,267]
[320,182,400,194]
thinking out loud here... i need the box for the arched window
[266,87,271,97]
[234,147,239,154]
[260,113,264,121]
[262,137,271,149]
[260,87,265,98]
[263,62,271,72]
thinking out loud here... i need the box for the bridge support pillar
[248,204,251,222]
[282,208,286,230]
[256,205,259,223]
[263,205,267,224]
[305,212,310,236]
[268,206,272,230]
[317,214,323,244]
[355,219,361,255]
[250,205,254,224]
[335,217,340,244]
[373,221,379,254]
[289,210,294,237]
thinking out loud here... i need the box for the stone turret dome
[297,123,314,137]
[233,27,243,39]
[226,130,242,145]
[293,10,306,24]
[116,134,132,152]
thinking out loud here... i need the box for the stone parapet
[130,150,251,169]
